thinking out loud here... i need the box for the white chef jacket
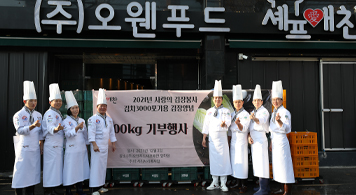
[12,107,43,188]
[88,114,117,188]
[249,105,270,178]
[228,109,251,179]
[202,107,232,176]
[269,106,295,183]
[42,108,64,187]
[62,116,90,186]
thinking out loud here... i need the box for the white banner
[93,89,272,168]
[93,90,211,168]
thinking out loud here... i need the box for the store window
[85,64,155,90]
[157,60,199,90]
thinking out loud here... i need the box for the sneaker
[98,187,108,193]
[91,192,100,195]
[206,183,219,190]
[221,185,229,192]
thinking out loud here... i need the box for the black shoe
[239,185,248,193]
[229,183,241,189]
[51,188,62,195]
[76,182,87,195]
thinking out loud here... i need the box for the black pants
[15,185,35,195]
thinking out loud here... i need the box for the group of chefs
[202,80,295,195]
[12,81,116,195]
[12,79,294,195]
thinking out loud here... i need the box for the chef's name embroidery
[15,116,20,125]
[48,115,53,123]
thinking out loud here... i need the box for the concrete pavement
[0,167,355,195]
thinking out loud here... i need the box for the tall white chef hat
[23,81,37,100]
[65,91,78,109]
[233,85,243,101]
[253,84,262,100]
[242,90,247,99]
[49,83,61,101]
[213,80,222,97]
[272,80,283,99]
[97,88,107,105]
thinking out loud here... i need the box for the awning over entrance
[228,39,356,50]
[0,37,201,49]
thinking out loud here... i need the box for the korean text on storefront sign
[263,0,356,40]
[34,0,230,37]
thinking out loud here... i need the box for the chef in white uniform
[228,85,251,193]
[88,88,117,195]
[248,84,270,195]
[202,80,232,192]
[269,81,294,195]
[12,81,43,195]
[42,83,65,195]
[62,91,90,195]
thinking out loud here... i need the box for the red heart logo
[303,9,324,27]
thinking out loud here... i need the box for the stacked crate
[288,132,319,179]
[112,168,140,183]
[107,168,140,187]
[172,167,198,185]
[141,168,169,186]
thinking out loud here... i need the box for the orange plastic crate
[292,155,319,167]
[294,166,319,178]
[290,144,318,156]
[288,132,317,145]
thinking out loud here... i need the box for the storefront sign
[34,0,229,38]
[263,0,356,40]
[30,1,356,40]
